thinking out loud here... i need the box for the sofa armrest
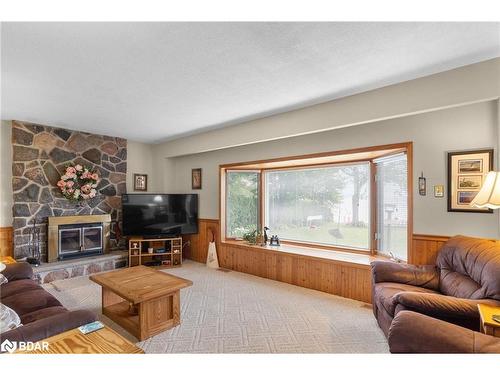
[0,309,97,350]
[388,310,500,353]
[395,292,500,319]
[1,262,34,282]
[371,261,439,290]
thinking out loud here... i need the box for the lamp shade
[471,171,500,209]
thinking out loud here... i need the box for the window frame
[262,161,372,252]
[220,142,413,258]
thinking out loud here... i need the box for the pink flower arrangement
[57,164,99,202]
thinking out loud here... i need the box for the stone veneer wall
[11,120,127,260]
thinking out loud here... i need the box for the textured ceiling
[2,22,500,143]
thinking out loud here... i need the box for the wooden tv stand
[128,237,183,268]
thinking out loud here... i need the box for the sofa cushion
[374,282,440,316]
[0,278,44,299]
[20,305,69,324]
[437,235,500,300]
[1,289,62,316]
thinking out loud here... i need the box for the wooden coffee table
[90,266,192,340]
[16,324,144,354]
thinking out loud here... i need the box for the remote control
[78,321,105,334]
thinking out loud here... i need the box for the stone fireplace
[11,120,127,260]
[47,214,111,262]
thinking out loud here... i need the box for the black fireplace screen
[58,223,103,260]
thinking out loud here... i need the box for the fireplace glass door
[59,228,82,255]
[58,223,104,260]
[83,226,102,251]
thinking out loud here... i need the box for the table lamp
[471,171,500,209]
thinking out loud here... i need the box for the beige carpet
[43,260,389,353]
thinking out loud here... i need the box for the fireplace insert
[58,222,104,260]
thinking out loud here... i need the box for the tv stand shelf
[128,237,183,268]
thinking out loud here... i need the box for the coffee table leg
[172,290,180,326]
[138,291,181,340]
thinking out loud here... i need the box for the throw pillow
[0,273,8,285]
[0,303,22,333]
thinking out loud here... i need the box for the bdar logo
[1,339,17,353]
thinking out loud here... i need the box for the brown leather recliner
[388,311,500,353]
[371,235,500,337]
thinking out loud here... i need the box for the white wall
[0,120,12,227]
[126,140,155,193]
[166,101,500,239]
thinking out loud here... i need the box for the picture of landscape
[458,191,478,205]
[458,175,482,189]
[458,159,482,173]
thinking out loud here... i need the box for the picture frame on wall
[192,168,202,190]
[133,173,148,191]
[434,185,444,198]
[447,149,493,213]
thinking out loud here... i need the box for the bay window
[221,143,411,260]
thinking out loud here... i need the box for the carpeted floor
[43,260,389,353]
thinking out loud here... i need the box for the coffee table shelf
[103,300,141,338]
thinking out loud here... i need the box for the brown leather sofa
[371,235,500,337]
[0,262,96,349]
[389,311,500,353]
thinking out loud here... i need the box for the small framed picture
[457,175,482,189]
[192,168,202,190]
[447,149,493,213]
[458,159,482,174]
[133,173,148,191]
[434,185,444,198]
[457,191,478,205]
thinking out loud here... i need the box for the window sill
[221,239,390,268]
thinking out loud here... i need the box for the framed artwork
[434,185,444,198]
[133,173,148,191]
[447,149,493,213]
[192,168,202,190]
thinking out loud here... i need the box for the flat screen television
[122,194,198,237]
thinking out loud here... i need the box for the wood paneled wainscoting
[219,240,373,303]
[182,219,220,263]
[0,227,13,258]
[410,234,450,265]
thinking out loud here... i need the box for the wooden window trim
[220,142,413,257]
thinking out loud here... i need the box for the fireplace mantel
[48,214,111,263]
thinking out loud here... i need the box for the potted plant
[242,229,264,246]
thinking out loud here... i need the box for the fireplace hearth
[48,214,111,263]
